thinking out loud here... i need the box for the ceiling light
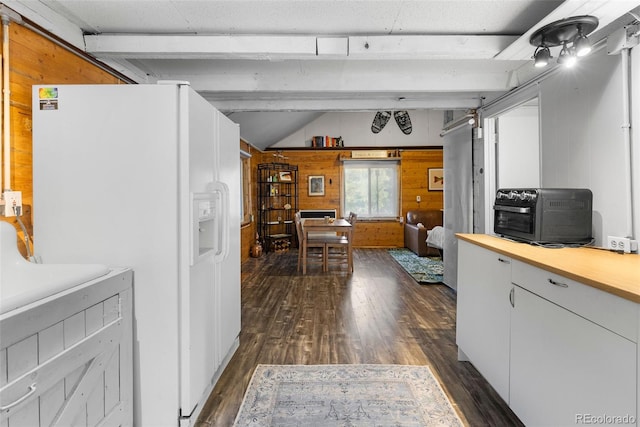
[533,45,551,67]
[557,42,577,68]
[529,15,598,68]
[574,31,592,57]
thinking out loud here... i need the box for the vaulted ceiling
[4,0,640,148]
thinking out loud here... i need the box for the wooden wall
[1,21,126,256]
[247,148,443,251]
[240,140,258,263]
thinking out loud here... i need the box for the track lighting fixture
[529,15,598,68]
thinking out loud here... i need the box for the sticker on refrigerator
[39,87,59,110]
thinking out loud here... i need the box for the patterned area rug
[388,248,444,284]
[233,364,463,427]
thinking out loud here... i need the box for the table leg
[323,244,328,272]
[348,230,353,272]
[302,239,307,274]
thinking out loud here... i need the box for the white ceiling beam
[85,34,319,59]
[2,0,85,49]
[317,37,349,57]
[85,33,519,60]
[496,0,640,60]
[94,58,154,83]
[349,35,518,59]
[206,96,484,112]
[151,60,523,93]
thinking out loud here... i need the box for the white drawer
[511,260,638,342]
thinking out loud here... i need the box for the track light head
[557,42,577,67]
[574,31,592,57]
[533,45,551,68]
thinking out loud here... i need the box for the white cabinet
[456,240,512,401]
[510,284,636,426]
[457,239,638,426]
[0,269,133,427]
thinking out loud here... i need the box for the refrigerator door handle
[209,181,230,262]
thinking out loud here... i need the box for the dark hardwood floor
[195,248,523,426]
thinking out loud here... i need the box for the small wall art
[278,171,292,182]
[428,168,444,191]
[308,175,325,196]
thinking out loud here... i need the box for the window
[342,160,399,218]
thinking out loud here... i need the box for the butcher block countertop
[457,234,640,304]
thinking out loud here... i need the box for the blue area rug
[388,248,444,284]
[233,364,463,426]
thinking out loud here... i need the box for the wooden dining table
[302,218,353,273]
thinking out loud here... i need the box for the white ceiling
[4,0,640,149]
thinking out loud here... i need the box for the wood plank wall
[244,148,443,254]
[240,140,258,263]
[2,21,125,256]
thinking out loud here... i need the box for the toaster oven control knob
[508,191,518,200]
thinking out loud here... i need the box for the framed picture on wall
[308,175,325,196]
[428,168,444,191]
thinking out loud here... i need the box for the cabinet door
[510,285,636,426]
[456,240,512,401]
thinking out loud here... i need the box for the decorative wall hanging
[394,111,412,134]
[308,175,325,196]
[371,111,412,134]
[371,111,392,133]
[428,168,444,191]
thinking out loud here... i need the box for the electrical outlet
[607,235,632,253]
[2,191,22,217]
[416,195,421,202]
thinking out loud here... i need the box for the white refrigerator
[31,83,241,426]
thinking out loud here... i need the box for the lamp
[529,15,598,68]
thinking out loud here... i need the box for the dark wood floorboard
[195,248,523,427]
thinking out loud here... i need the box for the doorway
[479,98,541,234]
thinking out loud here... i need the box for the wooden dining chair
[347,211,357,225]
[295,213,326,273]
[324,234,352,272]
[325,213,356,273]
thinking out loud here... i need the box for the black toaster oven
[493,188,593,244]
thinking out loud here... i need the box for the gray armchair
[404,210,443,256]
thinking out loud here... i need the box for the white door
[215,111,241,359]
[456,241,512,401]
[443,124,473,290]
[180,85,219,418]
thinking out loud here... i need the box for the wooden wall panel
[248,148,442,249]
[401,150,444,213]
[241,223,255,263]
[240,141,258,263]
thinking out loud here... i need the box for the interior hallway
[196,248,523,426]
